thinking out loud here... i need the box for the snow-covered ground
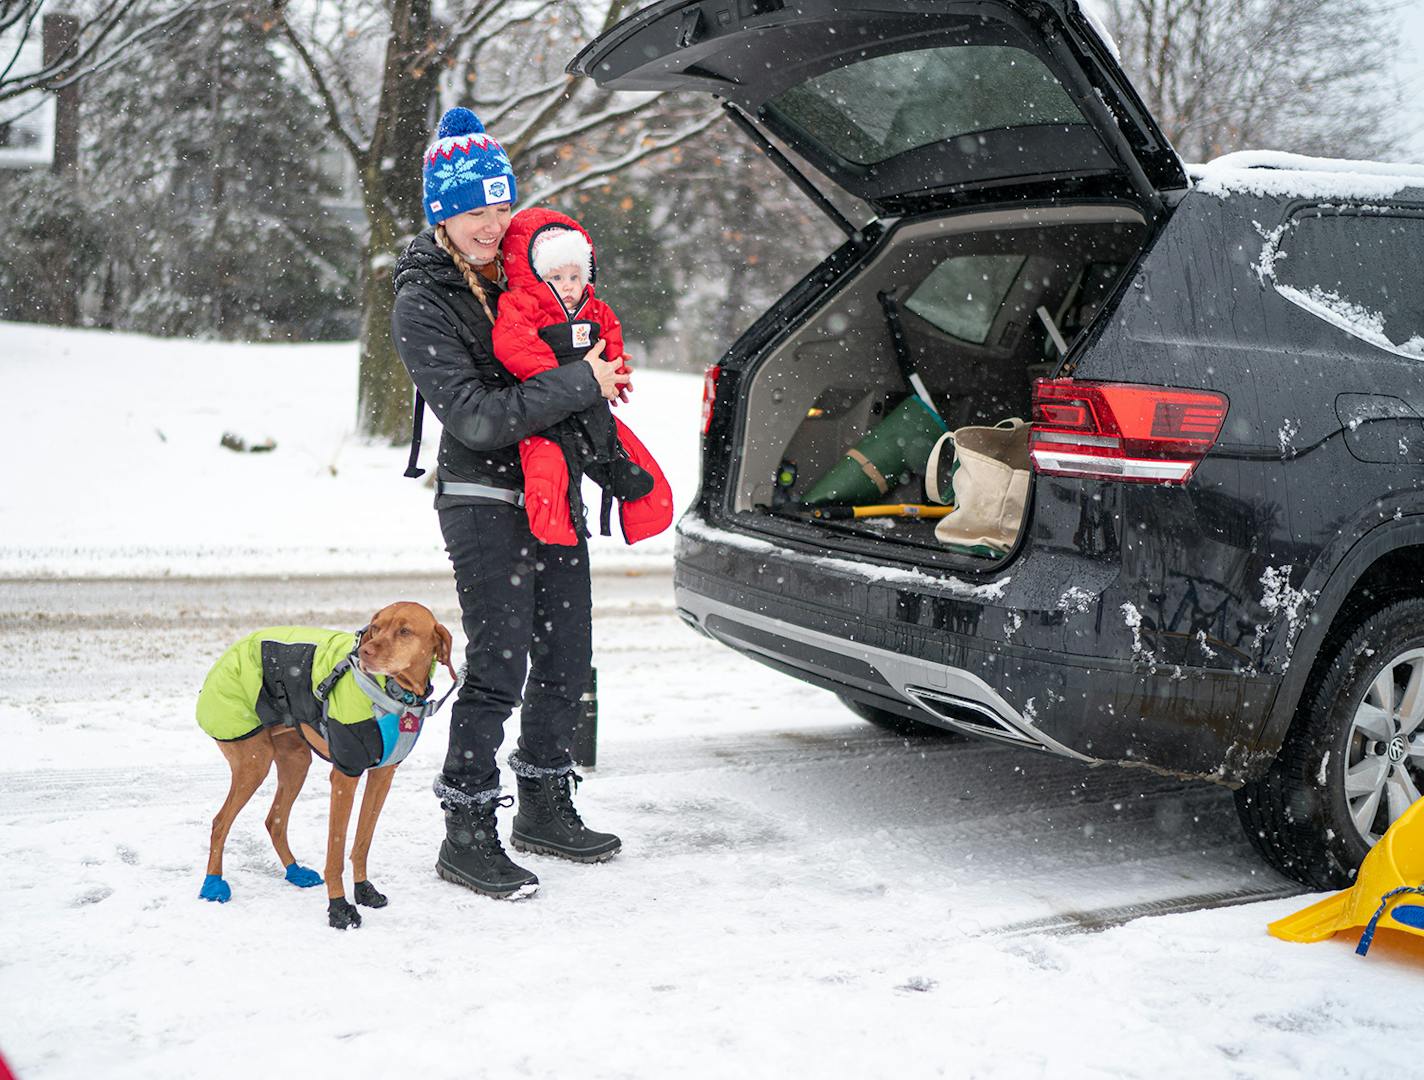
[3,324,1423,1079]
[0,321,701,578]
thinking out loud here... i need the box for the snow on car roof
[1188,151,1424,201]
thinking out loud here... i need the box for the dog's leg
[204,735,275,902]
[267,731,321,888]
[350,764,397,908]
[325,768,362,929]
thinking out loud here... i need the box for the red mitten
[519,436,579,546]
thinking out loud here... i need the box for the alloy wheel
[1344,646,1424,844]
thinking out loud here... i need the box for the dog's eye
[399,627,412,636]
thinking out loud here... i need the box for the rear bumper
[677,587,1093,760]
[675,513,1277,784]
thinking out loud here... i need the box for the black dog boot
[328,897,361,930]
[436,794,539,900]
[353,880,387,908]
[510,760,621,863]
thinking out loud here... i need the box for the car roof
[1187,151,1424,203]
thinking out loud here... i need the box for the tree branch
[443,0,558,63]
[275,6,368,167]
[0,2,40,36]
[477,75,566,127]
[515,95,657,160]
[0,0,137,100]
[500,75,579,154]
[1,1,228,101]
[521,110,722,205]
[0,0,42,85]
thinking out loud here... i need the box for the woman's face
[445,202,512,264]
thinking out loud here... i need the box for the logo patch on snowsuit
[571,322,592,348]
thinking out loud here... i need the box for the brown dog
[197,602,454,928]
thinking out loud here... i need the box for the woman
[392,107,630,900]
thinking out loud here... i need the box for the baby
[492,207,671,546]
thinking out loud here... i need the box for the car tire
[1235,598,1424,889]
[838,695,961,739]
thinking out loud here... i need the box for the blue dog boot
[200,874,231,903]
[285,863,323,888]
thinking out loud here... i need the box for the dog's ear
[433,621,456,681]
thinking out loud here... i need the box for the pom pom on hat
[437,107,485,139]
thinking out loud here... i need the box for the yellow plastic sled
[1269,797,1424,956]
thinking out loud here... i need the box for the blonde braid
[434,223,497,325]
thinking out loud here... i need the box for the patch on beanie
[482,176,511,203]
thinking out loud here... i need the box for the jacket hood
[502,207,598,293]
[393,228,470,293]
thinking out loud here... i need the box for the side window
[1274,210,1424,358]
[904,253,1026,344]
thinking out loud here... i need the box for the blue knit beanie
[422,108,517,227]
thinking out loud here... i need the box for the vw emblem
[1388,735,1408,764]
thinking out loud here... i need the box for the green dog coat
[196,626,436,777]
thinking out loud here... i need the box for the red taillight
[1030,379,1228,484]
[701,364,721,435]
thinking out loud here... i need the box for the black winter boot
[436,795,539,899]
[511,767,621,863]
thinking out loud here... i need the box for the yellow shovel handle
[852,504,954,519]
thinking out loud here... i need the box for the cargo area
[732,204,1149,557]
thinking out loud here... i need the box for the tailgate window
[766,44,1091,167]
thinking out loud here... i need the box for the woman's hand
[585,340,631,401]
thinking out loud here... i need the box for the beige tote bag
[925,418,1030,553]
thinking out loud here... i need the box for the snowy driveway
[2,572,1420,1079]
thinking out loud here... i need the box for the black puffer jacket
[391,229,601,498]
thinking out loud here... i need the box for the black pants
[437,501,592,796]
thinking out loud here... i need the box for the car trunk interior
[732,203,1148,558]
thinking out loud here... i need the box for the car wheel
[1235,598,1424,889]
[838,695,961,739]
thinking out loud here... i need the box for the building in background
[0,29,56,170]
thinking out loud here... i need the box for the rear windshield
[765,44,1091,167]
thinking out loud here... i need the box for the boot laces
[474,795,513,855]
[551,770,585,829]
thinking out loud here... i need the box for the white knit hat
[530,227,593,281]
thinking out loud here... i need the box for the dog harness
[197,626,459,778]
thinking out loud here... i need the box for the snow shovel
[1268,795,1424,956]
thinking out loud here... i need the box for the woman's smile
[444,202,513,263]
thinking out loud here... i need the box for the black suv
[572,0,1424,888]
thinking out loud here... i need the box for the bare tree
[272,0,719,440]
[1099,0,1404,162]
[0,0,217,103]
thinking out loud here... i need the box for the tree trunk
[355,0,437,441]
[357,190,410,441]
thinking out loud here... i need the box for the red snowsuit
[493,207,673,546]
